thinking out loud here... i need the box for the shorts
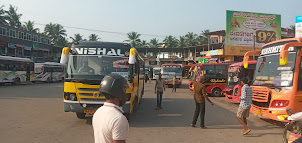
[237,106,250,119]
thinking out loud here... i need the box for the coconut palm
[137,40,148,48]
[70,33,83,43]
[199,29,210,45]
[125,32,141,48]
[149,38,159,48]
[0,5,7,25]
[56,37,70,47]
[22,20,39,33]
[177,36,187,48]
[163,35,178,48]
[185,32,198,46]
[44,23,67,45]
[5,5,22,28]
[89,34,100,41]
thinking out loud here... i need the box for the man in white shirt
[93,74,129,143]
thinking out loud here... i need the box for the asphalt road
[0,80,284,143]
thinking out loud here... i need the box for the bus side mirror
[243,50,261,68]
[280,42,302,65]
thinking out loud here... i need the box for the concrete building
[0,24,62,62]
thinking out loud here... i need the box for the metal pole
[253,35,256,60]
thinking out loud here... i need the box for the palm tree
[137,40,148,48]
[56,37,70,47]
[289,25,295,31]
[5,5,22,28]
[199,29,210,45]
[185,32,198,47]
[0,5,7,25]
[44,23,67,45]
[89,34,100,41]
[22,20,39,33]
[149,38,159,48]
[163,35,178,48]
[125,32,141,48]
[70,33,83,43]
[177,36,187,48]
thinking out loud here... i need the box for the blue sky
[1,0,301,42]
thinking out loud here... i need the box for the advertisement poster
[296,16,302,38]
[226,10,281,55]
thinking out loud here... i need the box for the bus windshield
[162,66,181,74]
[67,55,129,80]
[253,52,296,87]
[153,69,160,74]
[227,69,240,87]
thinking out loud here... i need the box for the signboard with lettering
[226,10,281,56]
[296,16,302,38]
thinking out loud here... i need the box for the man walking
[155,73,165,110]
[93,74,129,143]
[172,75,177,92]
[236,77,253,135]
[191,73,214,129]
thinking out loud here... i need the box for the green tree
[149,38,159,48]
[289,25,295,31]
[0,5,7,25]
[185,32,198,46]
[125,32,141,48]
[163,35,178,48]
[198,29,210,45]
[177,36,187,48]
[44,23,67,45]
[22,20,39,33]
[89,34,100,41]
[56,37,70,47]
[137,40,148,48]
[5,5,22,28]
[70,33,83,43]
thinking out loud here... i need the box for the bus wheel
[212,88,222,97]
[76,112,86,119]
[14,78,21,85]
[133,96,139,112]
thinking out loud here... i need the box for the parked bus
[161,64,182,87]
[61,42,145,119]
[0,56,34,84]
[243,37,302,122]
[190,63,233,96]
[183,65,195,79]
[224,61,257,102]
[32,62,66,82]
[152,67,161,79]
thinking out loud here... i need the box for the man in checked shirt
[237,77,253,135]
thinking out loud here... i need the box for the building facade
[0,24,62,62]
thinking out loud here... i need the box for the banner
[226,10,281,56]
[296,16,302,38]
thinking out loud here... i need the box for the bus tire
[212,88,222,97]
[133,96,139,112]
[76,112,86,119]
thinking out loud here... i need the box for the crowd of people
[92,73,253,143]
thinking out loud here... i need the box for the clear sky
[1,0,301,42]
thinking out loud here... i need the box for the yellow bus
[61,42,145,119]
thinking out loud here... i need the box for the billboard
[296,16,302,38]
[226,10,281,56]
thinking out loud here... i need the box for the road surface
[0,80,284,143]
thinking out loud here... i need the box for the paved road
[0,80,284,143]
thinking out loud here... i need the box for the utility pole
[253,35,256,60]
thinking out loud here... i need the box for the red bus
[190,63,233,96]
[224,61,257,102]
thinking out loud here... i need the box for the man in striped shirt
[237,77,253,135]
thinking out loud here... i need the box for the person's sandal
[200,126,208,129]
[190,124,195,127]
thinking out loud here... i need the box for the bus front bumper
[250,104,289,122]
[64,100,131,113]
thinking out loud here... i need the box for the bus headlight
[70,94,77,101]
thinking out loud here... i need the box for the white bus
[152,67,161,79]
[0,56,34,84]
[161,64,182,87]
[32,62,65,82]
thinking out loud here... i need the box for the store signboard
[296,16,302,38]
